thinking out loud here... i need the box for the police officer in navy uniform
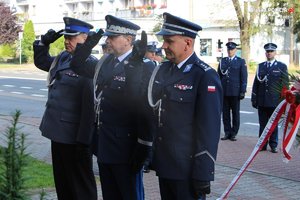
[33,17,97,199]
[144,41,159,65]
[70,15,155,200]
[154,47,164,63]
[148,12,222,200]
[218,42,248,141]
[251,43,288,153]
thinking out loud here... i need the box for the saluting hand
[130,30,147,63]
[41,29,64,46]
[84,29,104,49]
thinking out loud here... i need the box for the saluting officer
[33,17,97,199]
[218,42,248,141]
[148,12,223,200]
[70,15,155,200]
[251,43,288,153]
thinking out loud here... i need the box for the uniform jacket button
[179,97,183,101]
[163,94,167,98]
[158,137,162,141]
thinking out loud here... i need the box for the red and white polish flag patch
[207,86,216,92]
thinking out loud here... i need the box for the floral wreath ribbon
[218,85,300,200]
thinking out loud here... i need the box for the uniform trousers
[98,162,144,200]
[258,107,278,149]
[51,141,97,200]
[158,178,206,200]
[222,96,240,138]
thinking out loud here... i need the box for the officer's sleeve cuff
[137,138,153,147]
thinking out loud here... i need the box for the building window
[200,39,212,56]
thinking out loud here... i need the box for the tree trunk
[290,17,295,66]
[240,22,251,65]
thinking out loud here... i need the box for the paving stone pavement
[0,115,300,199]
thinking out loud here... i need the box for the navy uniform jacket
[251,60,288,108]
[151,53,223,181]
[33,41,95,145]
[70,51,155,164]
[217,56,248,96]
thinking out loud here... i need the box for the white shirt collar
[117,49,133,62]
[177,53,193,69]
[267,59,275,66]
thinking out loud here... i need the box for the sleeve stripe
[194,150,216,163]
[138,138,153,147]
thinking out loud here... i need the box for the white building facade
[8,0,299,65]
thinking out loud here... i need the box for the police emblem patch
[183,64,193,73]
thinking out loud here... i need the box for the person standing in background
[251,43,288,153]
[218,42,248,141]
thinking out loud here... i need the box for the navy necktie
[113,57,119,67]
[170,63,177,75]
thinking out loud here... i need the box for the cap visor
[103,31,121,36]
[155,30,177,36]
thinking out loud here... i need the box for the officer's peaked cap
[156,12,202,39]
[61,17,93,36]
[147,41,158,52]
[264,43,277,51]
[226,42,238,50]
[103,15,140,36]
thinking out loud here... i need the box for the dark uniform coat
[218,56,247,96]
[33,42,95,145]
[70,52,155,164]
[33,41,97,200]
[251,60,288,108]
[151,53,222,181]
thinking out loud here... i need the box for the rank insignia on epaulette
[196,60,211,71]
[201,63,211,71]
[183,64,193,73]
[174,84,193,90]
[113,76,126,82]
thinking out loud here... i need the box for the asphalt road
[0,67,261,136]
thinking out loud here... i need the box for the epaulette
[275,60,287,66]
[195,59,211,72]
